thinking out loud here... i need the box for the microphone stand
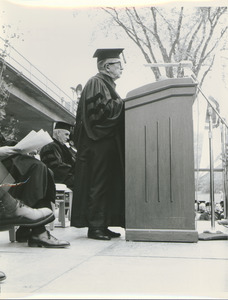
[221,123,228,220]
[191,75,228,240]
[208,107,216,231]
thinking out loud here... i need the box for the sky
[0,0,157,99]
[0,0,227,99]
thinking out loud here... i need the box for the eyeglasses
[106,62,122,68]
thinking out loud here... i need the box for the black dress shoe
[28,230,70,248]
[16,227,31,242]
[105,228,121,238]
[0,271,6,281]
[88,229,111,240]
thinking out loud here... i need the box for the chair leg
[59,201,66,227]
[9,227,16,242]
[68,191,73,221]
[49,221,54,231]
[48,202,55,231]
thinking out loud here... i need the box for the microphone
[144,60,193,68]
[144,61,194,79]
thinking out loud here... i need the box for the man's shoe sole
[105,229,121,238]
[88,234,111,241]
[28,240,70,248]
[0,213,55,228]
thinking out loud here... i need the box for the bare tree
[102,7,228,87]
[0,27,21,141]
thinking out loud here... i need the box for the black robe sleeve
[75,74,124,142]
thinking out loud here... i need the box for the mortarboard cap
[93,48,124,62]
[54,122,73,131]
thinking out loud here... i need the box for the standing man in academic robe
[71,48,125,240]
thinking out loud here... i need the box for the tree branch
[168,7,184,60]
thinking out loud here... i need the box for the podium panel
[125,78,198,242]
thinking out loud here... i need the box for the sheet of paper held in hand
[14,129,53,154]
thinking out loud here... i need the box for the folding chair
[49,183,73,230]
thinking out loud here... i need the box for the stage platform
[0,220,228,299]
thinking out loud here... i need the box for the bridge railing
[0,36,76,115]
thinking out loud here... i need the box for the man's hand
[0,146,22,160]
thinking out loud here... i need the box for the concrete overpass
[0,58,76,141]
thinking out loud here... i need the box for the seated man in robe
[40,122,76,190]
[0,134,70,248]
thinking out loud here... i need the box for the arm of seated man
[0,146,22,160]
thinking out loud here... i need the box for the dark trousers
[87,137,118,229]
[71,133,125,229]
[3,154,55,209]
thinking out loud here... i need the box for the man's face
[106,60,123,80]
[56,129,70,144]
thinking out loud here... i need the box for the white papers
[15,129,53,154]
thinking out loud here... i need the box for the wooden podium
[124,78,198,242]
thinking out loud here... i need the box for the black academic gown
[71,73,125,229]
[2,154,55,209]
[40,139,76,189]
